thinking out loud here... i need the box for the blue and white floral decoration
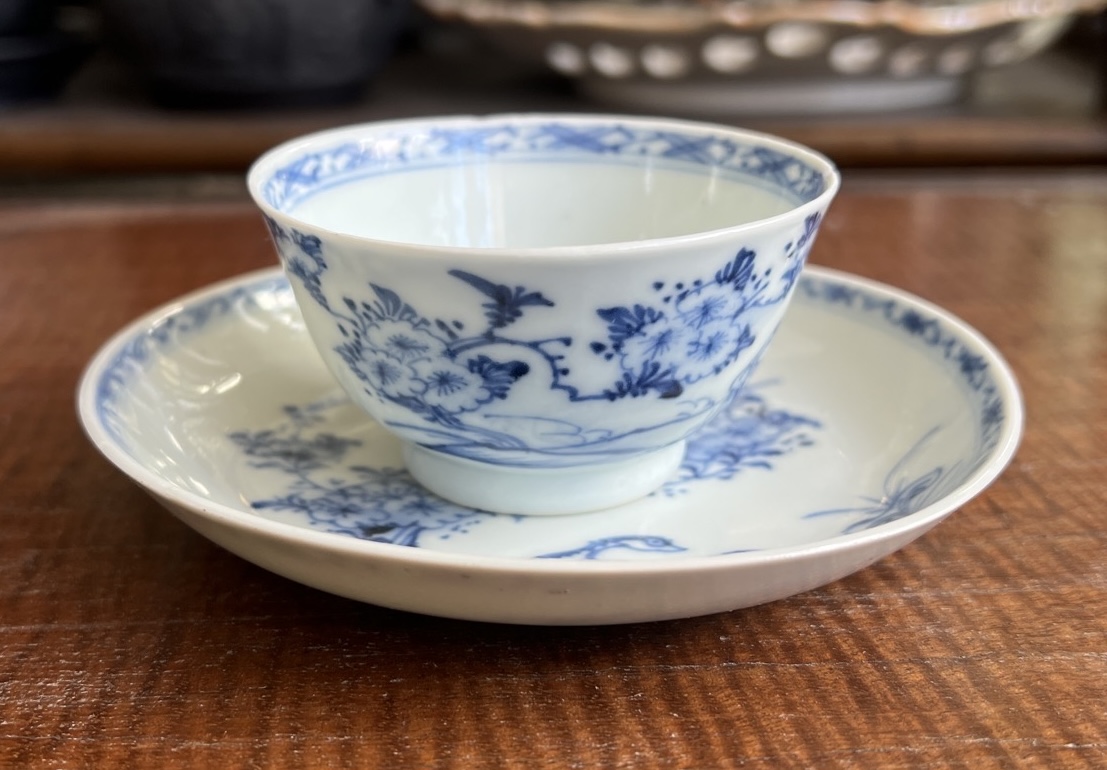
[793,275,1009,534]
[228,384,822,558]
[264,212,821,464]
[94,268,1013,558]
[805,427,961,534]
[262,122,827,212]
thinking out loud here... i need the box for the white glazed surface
[246,115,839,513]
[79,266,1023,625]
[292,163,794,248]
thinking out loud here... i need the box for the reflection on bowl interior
[291,160,796,249]
[257,119,832,250]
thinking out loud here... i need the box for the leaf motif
[448,269,501,299]
[798,212,821,248]
[716,248,756,290]
[596,304,664,344]
[370,284,404,317]
[292,230,324,261]
[435,319,459,341]
[368,283,422,322]
[467,355,530,398]
[449,269,554,329]
[604,360,680,399]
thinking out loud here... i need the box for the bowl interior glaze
[251,116,834,252]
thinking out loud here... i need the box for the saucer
[78,266,1022,625]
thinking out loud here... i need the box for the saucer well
[78,266,1022,625]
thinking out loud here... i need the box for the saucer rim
[77,264,1024,578]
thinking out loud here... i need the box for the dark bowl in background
[0,31,88,104]
[0,0,58,36]
[0,2,91,105]
[99,0,412,109]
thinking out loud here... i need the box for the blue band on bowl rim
[261,120,830,213]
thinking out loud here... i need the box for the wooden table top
[2,171,1105,768]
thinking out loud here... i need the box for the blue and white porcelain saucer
[78,266,1022,625]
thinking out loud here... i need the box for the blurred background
[0,0,1104,184]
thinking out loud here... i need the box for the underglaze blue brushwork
[267,214,819,463]
[228,382,821,554]
[536,536,686,560]
[664,382,820,492]
[90,266,1017,570]
[797,277,1005,456]
[229,403,494,546]
[805,427,960,533]
[262,122,828,211]
[96,280,284,446]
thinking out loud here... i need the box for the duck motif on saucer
[79,266,1022,624]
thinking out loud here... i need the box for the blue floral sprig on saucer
[228,382,822,553]
[805,427,960,533]
[229,402,494,546]
[665,384,821,492]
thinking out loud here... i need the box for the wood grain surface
[1,173,1105,768]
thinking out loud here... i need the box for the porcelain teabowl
[247,114,840,514]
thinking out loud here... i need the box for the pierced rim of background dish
[78,265,1023,576]
[418,0,1106,36]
